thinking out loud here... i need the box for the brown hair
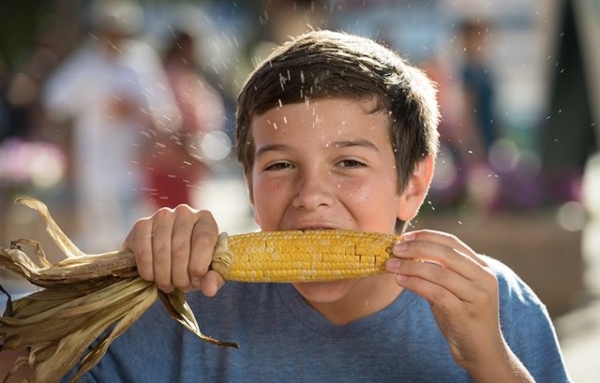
[235,30,440,231]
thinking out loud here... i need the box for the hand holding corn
[0,198,399,383]
[124,204,398,296]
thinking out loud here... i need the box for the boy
[64,30,569,382]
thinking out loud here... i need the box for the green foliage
[0,0,55,69]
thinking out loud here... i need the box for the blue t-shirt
[66,257,571,382]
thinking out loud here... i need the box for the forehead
[250,97,391,144]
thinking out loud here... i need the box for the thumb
[200,270,226,297]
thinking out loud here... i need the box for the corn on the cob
[212,230,398,282]
[0,197,402,383]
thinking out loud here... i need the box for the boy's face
[248,97,405,234]
[245,97,431,304]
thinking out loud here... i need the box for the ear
[397,155,435,222]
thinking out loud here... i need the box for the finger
[151,207,176,292]
[170,205,198,291]
[123,217,155,281]
[402,230,487,267]
[388,237,499,307]
[397,270,464,313]
[392,238,484,282]
[387,258,479,303]
[188,210,220,288]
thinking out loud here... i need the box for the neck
[301,274,403,325]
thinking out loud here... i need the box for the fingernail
[395,274,408,284]
[393,241,408,253]
[402,232,415,241]
[159,285,173,294]
[387,258,401,269]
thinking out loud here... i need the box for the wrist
[463,341,535,383]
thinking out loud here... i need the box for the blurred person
[143,28,226,209]
[441,19,501,212]
[41,0,180,252]
[262,0,328,44]
[421,57,467,208]
[459,20,498,155]
[240,0,328,86]
[459,20,501,211]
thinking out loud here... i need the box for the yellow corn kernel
[211,230,400,282]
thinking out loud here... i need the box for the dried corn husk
[0,197,237,383]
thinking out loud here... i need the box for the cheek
[339,177,400,229]
[340,184,370,205]
[340,174,396,202]
[252,177,289,216]
[254,178,286,199]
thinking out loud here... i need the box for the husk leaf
[0,198,237,383]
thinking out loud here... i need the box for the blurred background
[0,0,598,380]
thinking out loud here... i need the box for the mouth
[294,226,338,232]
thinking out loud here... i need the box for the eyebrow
[255,139,380,158]
[332,139,380,152]
[255,144,290,158]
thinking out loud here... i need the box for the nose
[291,169,335,211]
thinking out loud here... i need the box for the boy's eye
[337,159,366,168]
[264,161,294,171]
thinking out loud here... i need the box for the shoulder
[482,256,555,337]
[483,255,542,306]
[483,256,572,381]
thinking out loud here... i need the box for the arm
[385,230,535,382]
[41,47,93,119]
[122,204,225,295]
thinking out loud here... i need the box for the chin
[292,279,359,304]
